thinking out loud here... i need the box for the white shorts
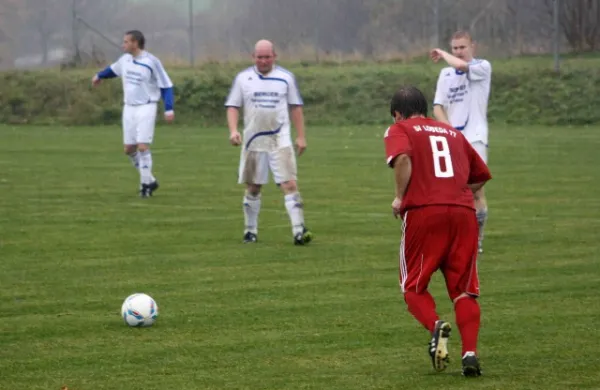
[238,146,297,185]
[471,141,488,163]
[122,103,157,145]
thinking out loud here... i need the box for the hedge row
[1,58,598,126]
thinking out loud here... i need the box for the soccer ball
[121,293,159,327]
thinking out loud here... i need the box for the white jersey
[433,59,491,145]
[110,51,173,107]
[225,66,303,152]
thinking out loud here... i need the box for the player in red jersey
[383,86,492,377]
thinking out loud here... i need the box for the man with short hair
[92,30,175,198]
[225,39,312,245]
[430,31,492,253]
[384,85,492,376]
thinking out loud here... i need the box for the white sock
[284,192,305,235]
[138,150,155,185]
[127,151,139,171]
[243,193,261,234]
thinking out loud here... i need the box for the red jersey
[384,117,491,214]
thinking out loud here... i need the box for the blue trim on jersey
[454,118,469,131]
[133,60,153,75]
[276,66,304,105]
[97,66,117,79]
[160,87,174,111]
[455,69,466,75]
[245,125,282,149]
[258,74,288,85]
[253,68,288,85]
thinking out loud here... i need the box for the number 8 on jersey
[429,136,454,178]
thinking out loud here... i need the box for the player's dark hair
[390,86,428,119]
[125,30,145,49]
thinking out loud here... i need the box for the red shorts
[399,205,480,301]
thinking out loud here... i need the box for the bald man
[225,40,313,245]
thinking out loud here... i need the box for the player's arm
[432,71,450,125]
[392,154,412,199]
[151,56,175,121]
[225,75,243,146]
[92,58,121,86]
[433,105,450,126]
[290,105,306,156]
[467,59,492,82]
[227,107,242,145]
[430,49,469,72]
[384,126,412,218]
[287,74,307,156]
[96,66,118,79]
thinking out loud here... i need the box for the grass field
[1,123,599,390]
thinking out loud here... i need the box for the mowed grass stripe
[0,124,599,389]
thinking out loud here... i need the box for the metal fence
[0,0,585,71]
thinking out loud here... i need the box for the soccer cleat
[428,320,451,372]
[478,241,484,254]
[293,226,313,246]
[462,352,482,377]
[140,181,159,198]
[243,232,257,243]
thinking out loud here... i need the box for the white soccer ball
[121,293,159,327]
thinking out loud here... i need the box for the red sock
[404,291,439,333]
[454,296,481,355]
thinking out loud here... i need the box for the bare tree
[552,0,600,51]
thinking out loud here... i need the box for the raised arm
[430,49,469,72]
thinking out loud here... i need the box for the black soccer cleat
[293,226,313,245]
[243,232,257,243]
[429,320,451,372]
[140,181,159,198]
[462,352,482,377]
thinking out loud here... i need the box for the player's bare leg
[474,188,488,254]
[453,293,482,377]
[280,180,312,245]
[137,143,158,198]
[243,183,261,243]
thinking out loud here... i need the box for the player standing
[430,31,491,253]
[92,30,175,198]
[225,39,312,245]
[384,86,492,376]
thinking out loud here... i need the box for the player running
[92,30,175,198]
[430,31,492,253]
[384,85,492,376]
[225,39,312,245]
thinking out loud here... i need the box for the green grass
[0,123,599,389]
